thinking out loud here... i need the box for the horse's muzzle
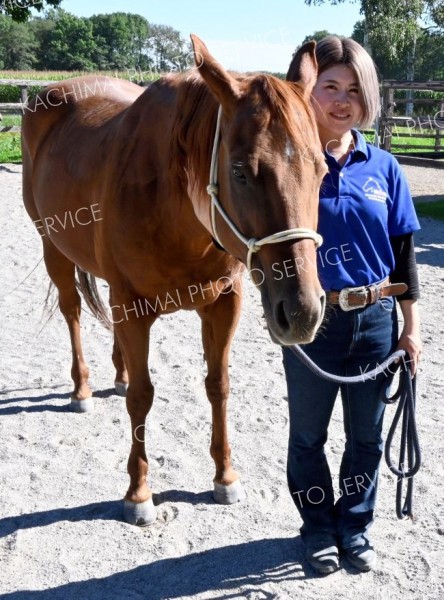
[266,290,326,345]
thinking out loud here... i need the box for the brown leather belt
[326,278,408,311]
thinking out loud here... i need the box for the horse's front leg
[112,300,157,526]
[197,283,246,504]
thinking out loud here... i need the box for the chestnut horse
[21,35,327,525]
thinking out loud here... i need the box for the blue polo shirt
[317,129,420,290]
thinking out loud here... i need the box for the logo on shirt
[363,177,387,203]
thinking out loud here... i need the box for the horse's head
[190,35,327,345]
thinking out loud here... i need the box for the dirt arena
[0,163,443,599]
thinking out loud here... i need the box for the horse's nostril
[274,293,325,341]
[276,300,290,332]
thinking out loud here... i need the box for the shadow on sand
[414,217,444,268]
[0,491,366,599]
[0,387,120,415]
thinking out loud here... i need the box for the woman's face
[311,65,364,142]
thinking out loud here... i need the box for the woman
[284,36,422,574]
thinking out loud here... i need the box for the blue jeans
[282,297,398,549]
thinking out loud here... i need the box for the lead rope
[290,344,421,520]
[206,106,323,274]
[380,363,421,519]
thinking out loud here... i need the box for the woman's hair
[315,36,380,129]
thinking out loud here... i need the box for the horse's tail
[75,267,113,331]
[39,280,58,333]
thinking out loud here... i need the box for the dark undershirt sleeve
[389,233,420,301]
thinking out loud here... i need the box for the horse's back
[22,76,144,274]
[22,76,143,165]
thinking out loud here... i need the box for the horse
[21,35,327,525]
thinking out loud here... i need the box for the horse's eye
[232,165,247,184]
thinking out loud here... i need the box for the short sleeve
[387,158,420,236]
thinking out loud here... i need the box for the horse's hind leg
[109,288,128,396]
[42,240,93,412]
[197,284,246,504]
[112,333,129,396]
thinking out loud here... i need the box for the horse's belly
[33,177,103,277]
[110,258,245,316]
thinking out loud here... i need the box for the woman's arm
[397,299,422,376]
[390,233,422,375]
[390,233,419,300]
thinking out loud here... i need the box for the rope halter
[206,105,323,275]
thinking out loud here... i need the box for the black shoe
[306,543,340,574]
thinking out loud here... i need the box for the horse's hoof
[69,397,94,413]
[213,480,246,505]
[124,498,157,526]
[114,381,128,397]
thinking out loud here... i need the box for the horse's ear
[286,41,318,97]
[190,34,241,107]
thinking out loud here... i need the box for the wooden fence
[0,79,55,133]
[378,80,444,157]
[2,78,444,163]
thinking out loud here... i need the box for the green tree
[412,29,444,79]
[89,12,152,71]
[351,19,405,79]
[0,14,38,69]
[352,17,444,80]
[43,9,98,70]
[300,29,339,44]
[148,24,190,72]
[424,0,444,27]
[0,0,62,23]
[29,15,56,69]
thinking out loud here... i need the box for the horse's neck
[106,77,217,247]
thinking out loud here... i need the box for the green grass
[0,133,21,163]
[364,126,442,154]
[384,125,440,154]
[415,200,444,220]
[1,114,22,126]
[0,115,22,162]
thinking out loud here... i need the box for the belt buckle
[338,286,367,311]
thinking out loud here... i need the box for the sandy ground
[0,163,443,600]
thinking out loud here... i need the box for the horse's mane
[169,72,219,199]
[170,71,318,199]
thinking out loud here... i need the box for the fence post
[19,85,28,104]
[380,85,394,152]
